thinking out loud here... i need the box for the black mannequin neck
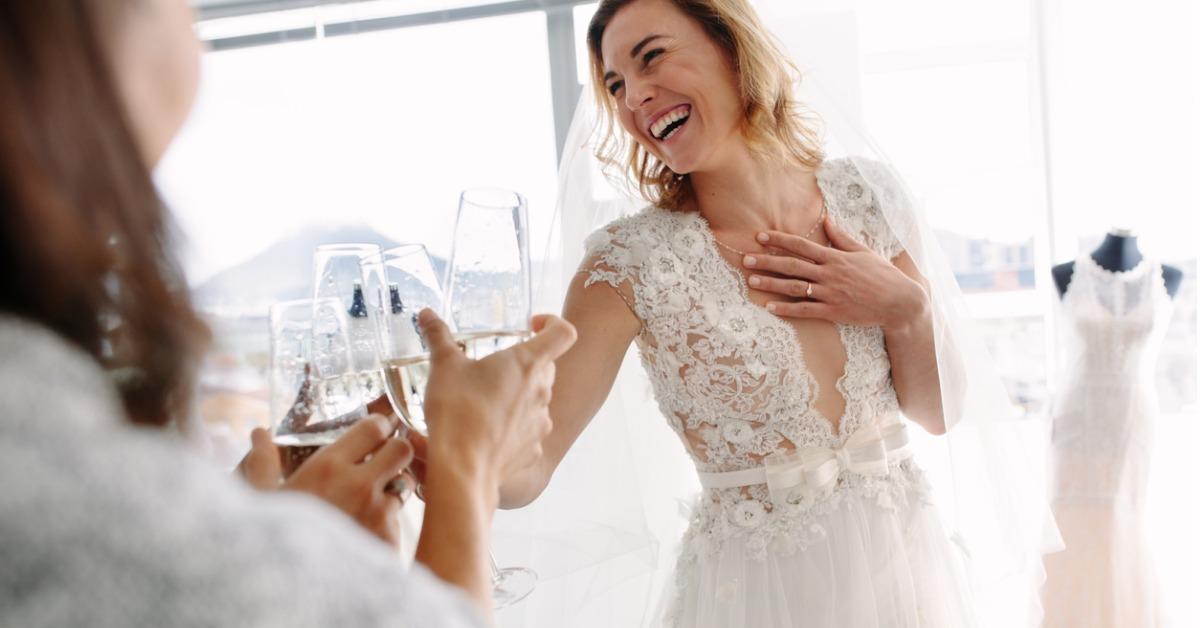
[1090,232,1143,273]
[1055,230,1181,300]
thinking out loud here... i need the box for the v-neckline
[684,165,854,442]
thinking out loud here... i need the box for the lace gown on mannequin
[583,158,975,628]
[1041,255,1174,628]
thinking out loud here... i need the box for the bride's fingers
[765,300,835,319]
[820,216,871,253]
[758,230,835,261]
[743,253,824,279]
[748,275,817,299]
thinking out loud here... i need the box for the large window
[158,4,563,464]
[855,1,1052,417]
[856,6,1196,621]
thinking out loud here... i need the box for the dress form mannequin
[1042,225,1180,627]
[1052,227,1183,298]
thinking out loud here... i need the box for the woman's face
[111,0,202,168]
[599,0,745,176]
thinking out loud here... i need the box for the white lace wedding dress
[1041,254,1174,627]
[583,158,975,627]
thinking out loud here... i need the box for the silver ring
[384,476,410,500]
[805,281,814,298]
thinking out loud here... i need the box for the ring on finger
[384,476,411,502]
[805,281,814,298]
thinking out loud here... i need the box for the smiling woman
[586,0,823,210]
[502,0,1066,626]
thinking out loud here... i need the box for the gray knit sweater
[0,316,483,628]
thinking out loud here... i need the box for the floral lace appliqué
[582,158,927,567]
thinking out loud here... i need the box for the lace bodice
[1050,254,1174,507]
[1058,254,1173,380]
[583,158,929,558]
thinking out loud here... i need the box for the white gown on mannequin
[581,158,975,627]
[1042,254,1175,627]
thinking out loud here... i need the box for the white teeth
[651,106,690,140]
[652,115,670,138]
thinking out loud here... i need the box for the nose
[622,75,655,111]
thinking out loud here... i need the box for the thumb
[517,315,577,366]
[824,216,866,252]
[240,428,283,490]
[530,313,554,333]
[406,431,429,462]
[416,309,460,361]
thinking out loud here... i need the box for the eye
[642,48,664,65]
[607,80,624,96]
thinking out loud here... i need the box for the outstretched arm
[498,271,641,509]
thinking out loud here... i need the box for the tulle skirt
[665,491,976,628]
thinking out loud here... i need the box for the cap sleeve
[579,215,648,321]
[821,157,908,261]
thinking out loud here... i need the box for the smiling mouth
[650,105,691,141]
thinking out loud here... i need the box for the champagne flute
[268,297,362,477]
[313,243,384,408]
[444,188,534,356]
[445,188,537,608]
[364,238,538,608]
[360,244,444,436]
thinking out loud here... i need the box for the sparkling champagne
[312,372,370,420]
[273,428,350,477]
[456,329,533,360]
[382,355,433,434]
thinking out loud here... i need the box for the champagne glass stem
[489,552,502,583]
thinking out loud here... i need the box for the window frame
[195,0,590,160]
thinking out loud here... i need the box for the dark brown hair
[0,1,208,427]
[586,0,824,210]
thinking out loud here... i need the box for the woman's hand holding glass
[239,308,574,549]
[415,309,575,495]
[238,415,416,549]
[406,308,573,613]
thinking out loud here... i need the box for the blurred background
[159,0,1196,624]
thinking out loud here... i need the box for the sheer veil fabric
[490,6,1061,627]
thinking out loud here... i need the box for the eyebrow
[604,34,667,82]
[630,34,666,59]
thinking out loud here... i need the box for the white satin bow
[762,420,912,506]
[696,417,912,507]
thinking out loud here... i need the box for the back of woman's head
[0,1,208,427]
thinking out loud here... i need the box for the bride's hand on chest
[740,216,928,332]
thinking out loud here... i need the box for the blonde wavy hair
[586,0,825,210]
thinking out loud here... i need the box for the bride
[495,0,1048,625]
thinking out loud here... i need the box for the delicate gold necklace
[712,200,828,257]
